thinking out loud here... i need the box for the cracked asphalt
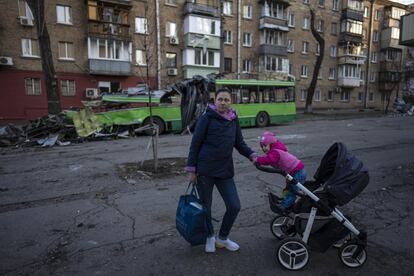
[0,114,413,276]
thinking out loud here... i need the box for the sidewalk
[296,108,385,121]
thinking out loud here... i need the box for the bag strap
[185,182,201,199]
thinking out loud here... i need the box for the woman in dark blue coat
[186,89,256,253]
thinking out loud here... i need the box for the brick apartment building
[0,0,413,122]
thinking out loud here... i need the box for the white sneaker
[205,236,216,253]
[215,237,240,251]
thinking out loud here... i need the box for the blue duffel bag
[176,183,208,246]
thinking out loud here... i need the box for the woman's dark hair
[215,88,231,98]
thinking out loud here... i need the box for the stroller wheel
[270,216,295,240]
[276,237,309,271]
[338,243,367,268]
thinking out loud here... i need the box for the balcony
[184,33,220,50]
[184,2,220,17]
[259,17,288,31]
[258,44,287,56]
[339,32,363,45]
[379,71,402,83]
[341,9,363,21]
[381,27,404,49]
[88,21,131,41]
[89,59,131,76]
[400,13,414,46]
[259,0,291,6]
[380,61,402,71]
[338,77,361,87]
[379,82,398,91]
[338,54,366,65]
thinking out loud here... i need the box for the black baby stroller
[257,142,369,271]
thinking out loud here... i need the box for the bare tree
[305,9,325,113]
[26,0,61,115]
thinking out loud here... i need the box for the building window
[314,89,321,101]
[165,0,177,5]
[332,0,339,11]
[330,45,337,57]
[243,33,252,47]
[341,19,363,35]
[195,49,215,66]
[166,22,177,37]
[288,12,295,27]
[289,63,294,75]
[287,40,294,52]
[21,38,40,57]
[317,20,324,32]
[331,22,337,35]
[303,17,310,29]
[364,7,369,18]
[316,43,320,56]
[25,78,41,96]
[223,1,232,16]
[360,70,365,81]
[304,0,310,4]
[370,71,376,82]
[328,90,334,101]
[329,68,336,79]
[371,52,377,63]
[362,28,367,39]
[224,30,232,44]
[166,52,177,68]
[358,92,363,102]
[224,58,232,73]
[243,5,252,19]
[60,80,76,96]
[263,56,284,72]
[374,9,380,21]
[243,59,251,73]
[340,91,350,102]
[300,89,307,101]
[302,41,309,54]
[369,92,374,101]
[373,30,378,42]
[58,41,74,60]
[135,17,147,34]
[136,50,146,65]
[319,0,325,7]
[266,3,285,19]
[56,5,72,24]
[301,65,308,77]
[18,0,34,20]
[89,38,129,60]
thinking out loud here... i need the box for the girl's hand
[189,172,197,184]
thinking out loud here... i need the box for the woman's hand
[189,172,197,184]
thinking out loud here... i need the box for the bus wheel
[256,112,269,127]
[143,117,165,135]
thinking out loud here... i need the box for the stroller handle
[255,164,287,177]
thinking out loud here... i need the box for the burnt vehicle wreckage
[0,75,216,148]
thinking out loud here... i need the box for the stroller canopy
[313,143,369,206]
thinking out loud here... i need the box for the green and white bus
[81,79,296,134]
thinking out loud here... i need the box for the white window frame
[21,38,39,57]
[364,7,369,18]
[328,90,334,101]
[301,65,308,77]
[135,17,148,34]
[370,71,376,82]
[314,89,321,101]
[58,41,74,60]
[56,5,72,25]
[136,50,147,65]
[300,89,307,101]
[303,17,310,30]
[374,9,380,20]
[242,59,251,73]
[329,68,336,80]
[302,41,309,54]
[243,32,252,47]
[330,45,337,57]
[223,1,232,16]
[304,0,310,4]
[60,80,76,96]
[224,30,232,44]
[371,52,377,63]
[316,43,320,56]
[369,92,374,101]
[332,0,340,11]
[18,0,34,20]
[373,30,378,42]
[288,12,295,27]
[340,91,350,102]
[287,40,294,52]
[166,22,177,37]
[25,78,41,96]
[243,5,252,19]
[194,49,215,66]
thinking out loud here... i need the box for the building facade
[0,0,413,122]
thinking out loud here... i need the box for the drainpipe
[155,0,161,89]
[237,0,241,79]
[220,1,224,73]
[364,0,375,109]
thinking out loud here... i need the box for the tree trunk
[305,9,325,114]
[26,0,61,115]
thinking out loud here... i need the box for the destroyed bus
[79,78,296,135]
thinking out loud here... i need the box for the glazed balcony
[184,33,220,49]
[89,59,131,76]
[259,18,288,31]
[380,61,402,71]
[381,27,404,49]
[87,21,131,41]
[339,32,363,45]
[338,77,361,87]
[258,44,288,56]
[341,8,363,22]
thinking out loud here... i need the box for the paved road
[1,114,413,275]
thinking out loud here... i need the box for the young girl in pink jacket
[254,131,307,211]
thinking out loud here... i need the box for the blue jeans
[283,168,307,208]
[196,175,241,239]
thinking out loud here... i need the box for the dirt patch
[117,157,187,181]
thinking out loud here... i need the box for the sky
[391,0,414,5]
